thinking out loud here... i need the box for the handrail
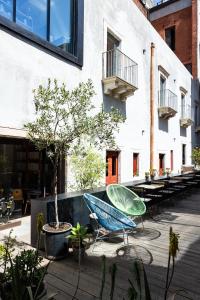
[158,89,178,111]
[102,48,138,87]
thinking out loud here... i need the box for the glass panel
[0,0,13,20]
[181,94,185,118]
[112,157,116,176]
[160,76,166,106]
[16,0,47,39]
[50,0,74,54]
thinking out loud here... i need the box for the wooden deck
[45,188,200,300]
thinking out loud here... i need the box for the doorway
[106,151,119,185]
[159,153,165,176]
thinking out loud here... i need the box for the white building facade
[0,0,193,192]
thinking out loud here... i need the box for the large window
[16,0,47,39]
[0,0,83,65]
[50,0,74,54]
[0,0,13,20]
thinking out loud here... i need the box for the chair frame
[83,193,136,250]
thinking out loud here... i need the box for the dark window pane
[16,0,47,39]
[112,157,116,176]
[50,0,75,54]
[0,0,13,20]
[165,26,175,51]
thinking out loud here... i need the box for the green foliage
[68,223,88,247]
[164,227,180,300]
[192,147,200,166]
[24,79,124,159]
[24,79,124,226]
[71,147,106,190]
[127,259,152,300]
[0,219,48,300]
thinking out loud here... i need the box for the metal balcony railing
[158,89,178,111]
[180,105,193,120]
[102,48,138,88]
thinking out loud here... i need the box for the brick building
[150,0,200,146]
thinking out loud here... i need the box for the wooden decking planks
[46,188,200,300]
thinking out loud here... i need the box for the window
[165,26,175,51]
[184,63,192,74]
[50,0,75,54]
[195,105,198,126]
[182,144,186,165]
[0,0,83,65]
[0,0,13,20]
[16,0,47,39]
[181,94,185,118]
[159,75,166,106]
[133,153,139,176]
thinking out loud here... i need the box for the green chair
[106,184,146,228]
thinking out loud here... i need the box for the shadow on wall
[158,118,168,132]
[180,126,187,137]
[103,94,127,119]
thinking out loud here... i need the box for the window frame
[0,0,84,67]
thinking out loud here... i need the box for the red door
[106,151,119,185]
[159,154,165,176]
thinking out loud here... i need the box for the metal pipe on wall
[150,42,155,171]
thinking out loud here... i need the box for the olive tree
[192,147,200,167]
[24,79,124,228]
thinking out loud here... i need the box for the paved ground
[1,188,200,299]
[0,215,30,244]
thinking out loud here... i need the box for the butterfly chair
[83,193,136,250]
[106,184,146,229]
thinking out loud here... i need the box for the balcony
[102,48,138,101]
[158,89,178,119]
[180,105,193,128]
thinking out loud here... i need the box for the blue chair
[83,193,136,248]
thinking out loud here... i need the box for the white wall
[0,0,193,185]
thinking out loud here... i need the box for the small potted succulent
[166,168,171,178]
[68,223,89,261]
[145,171,150,182]
[150,169,157,180]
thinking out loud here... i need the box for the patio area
[1,187,200,299]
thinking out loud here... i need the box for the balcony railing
[102,48,138,100]
[180,105,193,127]
[158,89,178,119]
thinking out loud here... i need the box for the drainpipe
[150,42,155,171]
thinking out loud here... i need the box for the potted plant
[145,171,150,182]
[68,223,89,261]
[24,79,124,260]
[166,168,171,178]
[0,214,48,300]
[150,169,157,180]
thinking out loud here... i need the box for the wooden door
[106,151,118,185]
[159,154,165,176]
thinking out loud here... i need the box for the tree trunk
[53,155,59,228]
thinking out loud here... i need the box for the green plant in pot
[68,223,89,261]
[24,79,124,260]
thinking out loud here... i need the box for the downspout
[150,42,155,171]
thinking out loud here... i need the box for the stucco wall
[0,0,193,185]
